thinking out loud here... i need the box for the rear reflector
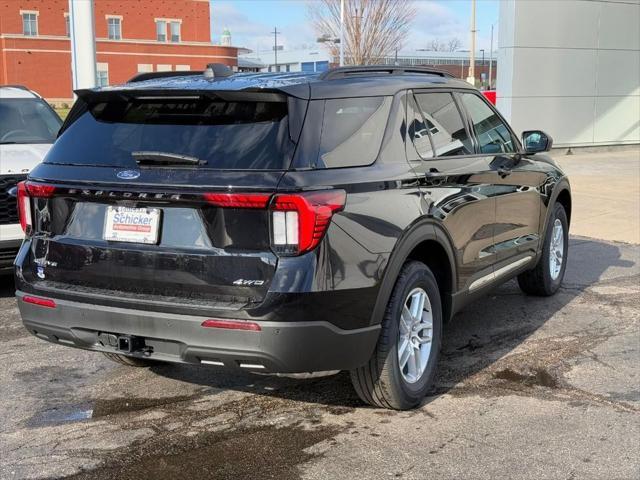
[203,193,270,209]
[201,319,261,331]
[22,295,57,308]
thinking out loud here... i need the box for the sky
[210,0,500,55]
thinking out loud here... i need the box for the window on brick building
[170,21,181,43]
[156,20,166,42]
[64,14,70,37]
[96,63,109,87]
[22,12,38,36]
[107,17,121,40]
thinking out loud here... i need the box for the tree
[309,0,416,65]
[426,37,462,52]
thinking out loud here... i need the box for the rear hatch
[22,89,303,311]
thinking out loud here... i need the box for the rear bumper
[16,290,380,373]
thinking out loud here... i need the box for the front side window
[170,21,180,42]
[156,20,166,42]
[317,96,392,168]
[414,92,472,157]
[460,93,517,154]
[0,98,62,144]
[22,13,38,36]
[107,17,121,40]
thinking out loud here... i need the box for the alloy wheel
[397,287,433,384]
[549,218,564,280]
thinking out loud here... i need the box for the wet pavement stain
[92,395,198,418]
[62,422,343,480]
[25,403,94,428]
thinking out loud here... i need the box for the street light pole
[489,24,494,89]
[339,0,344,66]
[467,0,476,85]
[69,0,96,92]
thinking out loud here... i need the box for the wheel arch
[371,221,457,327]
[541,178,572,242]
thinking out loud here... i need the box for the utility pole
[467,0,476,85]
[489,24,494,89]
[339,0,344,66]
[271,27,280,71]
[480,48,485,87]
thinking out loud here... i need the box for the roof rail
[128,70,203,83]
[320,65,455,81]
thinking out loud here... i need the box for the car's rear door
[407,89,499,292]
[457,91,544,265]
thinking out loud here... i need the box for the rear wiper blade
[132,151,207,166]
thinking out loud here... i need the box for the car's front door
[457,92,545,265]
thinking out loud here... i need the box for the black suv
[15,65,571,410]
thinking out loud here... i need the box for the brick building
[0,0,239,102]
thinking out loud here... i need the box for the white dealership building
[497,0,640,148]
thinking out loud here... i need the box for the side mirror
[522,130,553,154]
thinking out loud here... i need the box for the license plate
[104,206,161,244]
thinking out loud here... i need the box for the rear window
[46,96,294,170]
[316,96,392,168]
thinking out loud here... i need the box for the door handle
[497,167,512,178]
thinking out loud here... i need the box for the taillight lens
[17,181,32,234]
[271,190,346,255]
[203,193,271,209]
[17,181,57,234]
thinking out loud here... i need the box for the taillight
[201,189,346,256]
[203,193,270,209]
[17,181,57,234]
[271,190,346,255]
[17,182,31,234]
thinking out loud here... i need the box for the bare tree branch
[425,37,462,52]
[308,0,417,65]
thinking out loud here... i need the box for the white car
[0,85,62,273]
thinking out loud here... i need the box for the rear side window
[460,93,517,154]
[414,93,472,157]
[316,96,392,168]
[46,96,294,170]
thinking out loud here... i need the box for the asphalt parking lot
[1,149,639,480]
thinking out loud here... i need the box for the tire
[350,261,442,410]
[518,202,568,296]
[102,352,158,367]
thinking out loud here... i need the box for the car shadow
[150,236,637,409]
